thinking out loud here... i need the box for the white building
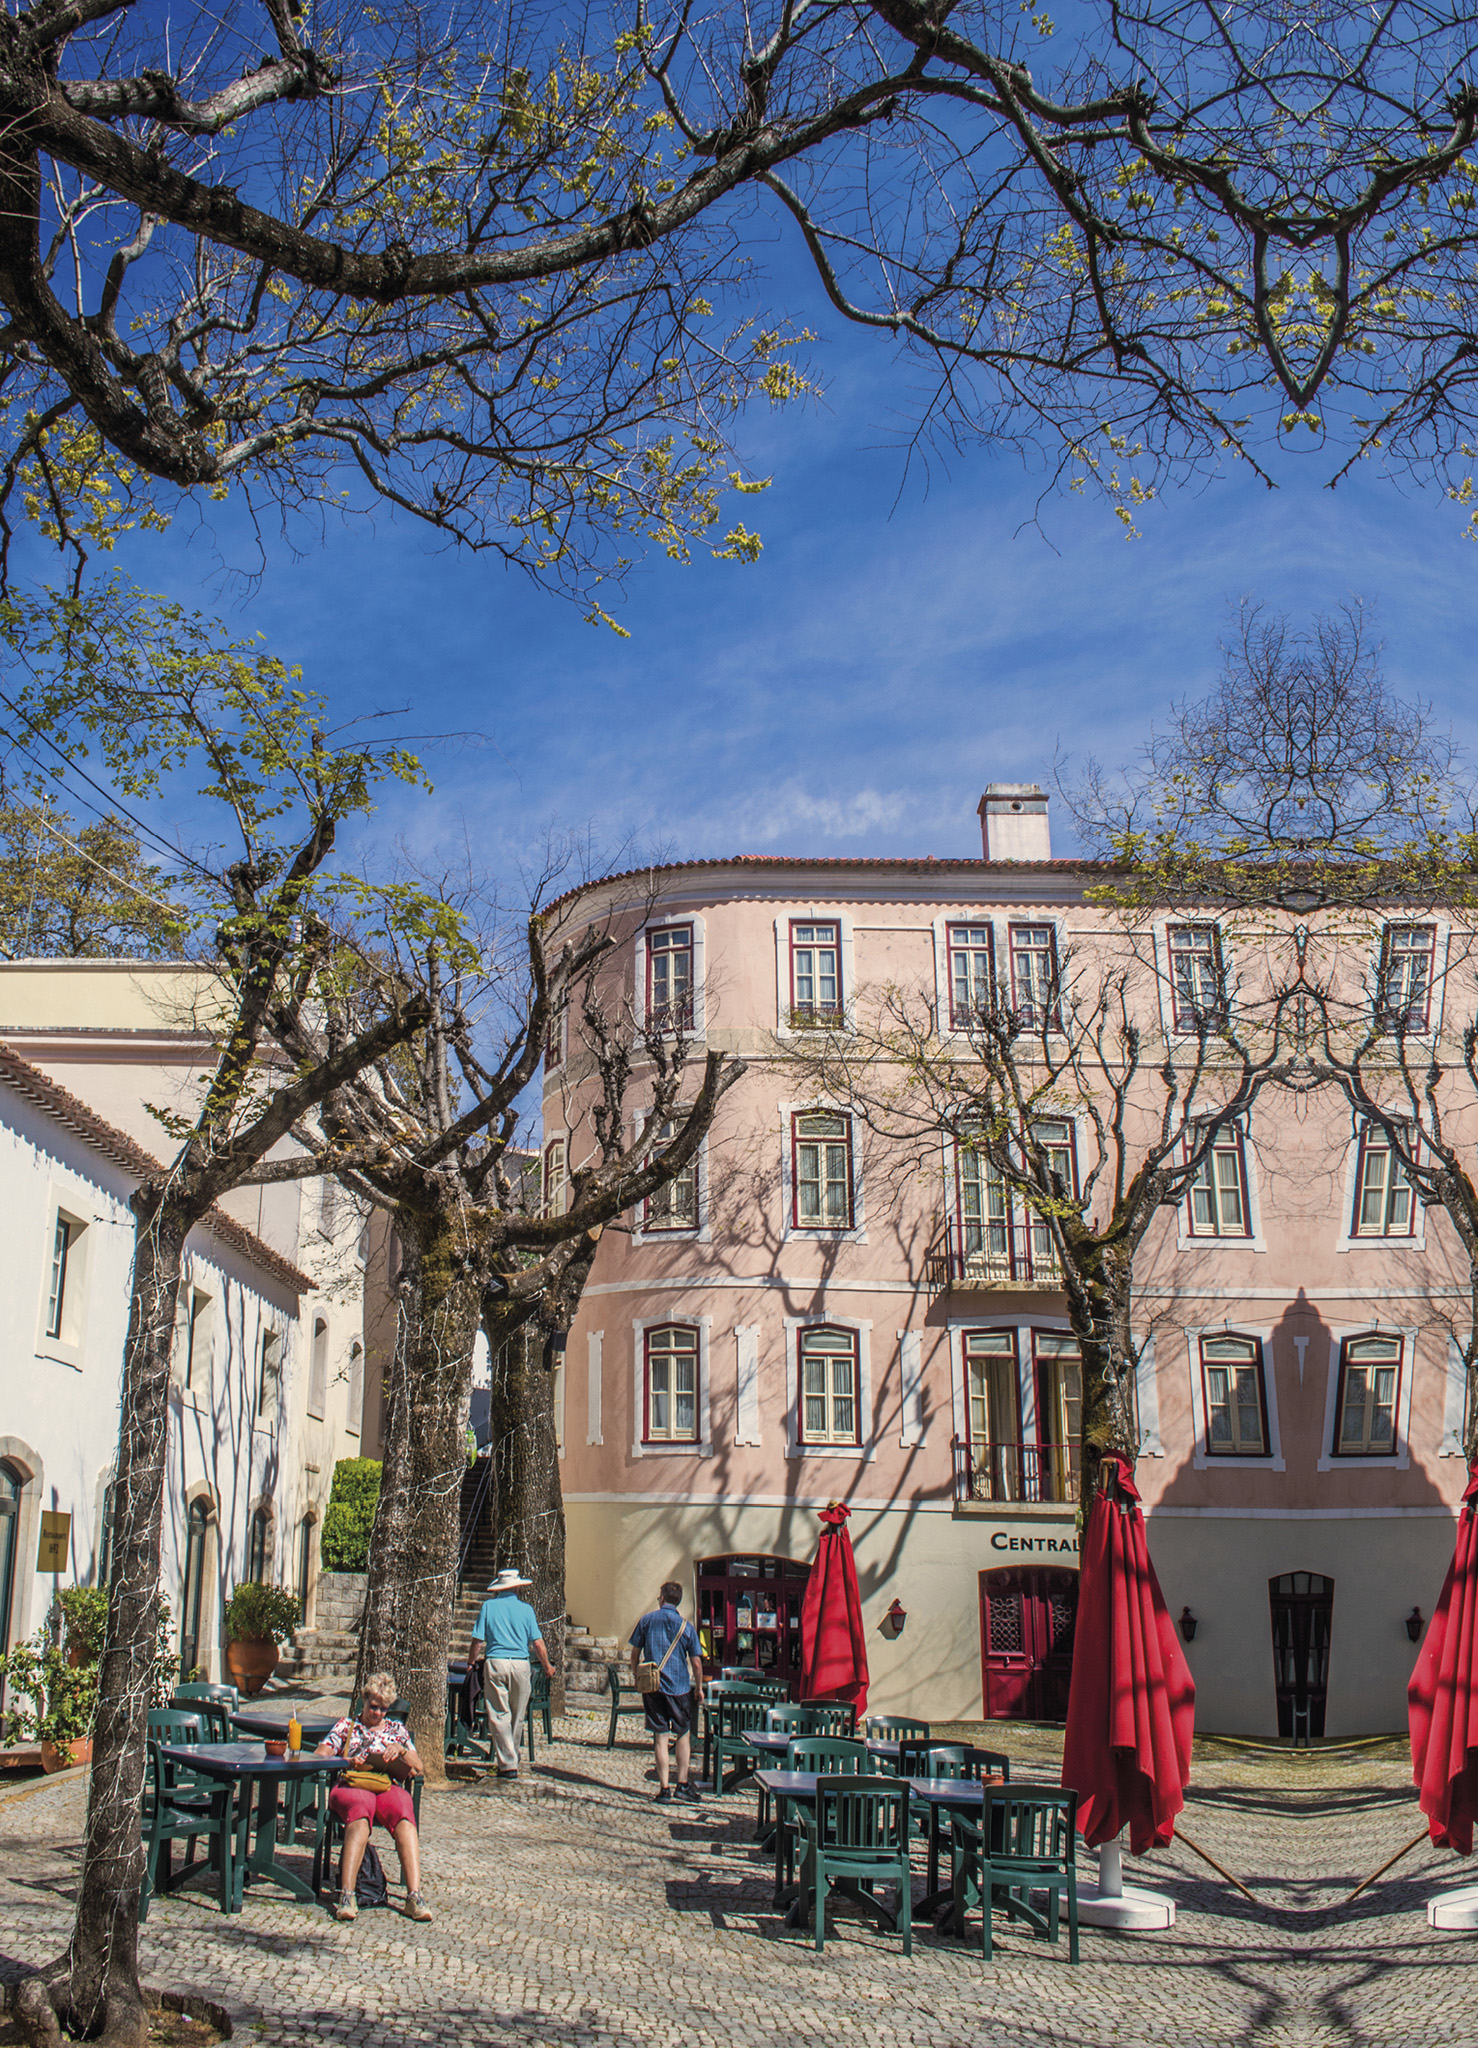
[0,962,370,1685]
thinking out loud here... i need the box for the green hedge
[320,1457,381,1571]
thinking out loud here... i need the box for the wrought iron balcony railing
[952,1438,1079,1507]
[925,1217,1063,1295]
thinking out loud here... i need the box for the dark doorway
[979,1565,1078,1720]
[695,1554,810,1686]
[1270,1572,1334,1738]
[178,1497,211,1676]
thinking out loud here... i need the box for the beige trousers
[483,1658,532,1772]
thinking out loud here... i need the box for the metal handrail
[455,1456,495,1591]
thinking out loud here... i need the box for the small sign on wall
[37,1510,70,1572]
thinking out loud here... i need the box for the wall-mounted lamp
[880,1598,907,1642]
[1178,1607,1198,1645]
[1406,1606,1424,1644]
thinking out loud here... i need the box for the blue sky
[72,265,1478,879]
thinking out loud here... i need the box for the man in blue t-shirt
[468,1568,555,1780]
[629,1581,705,1803]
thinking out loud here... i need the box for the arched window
[297,1514,317,1624]
[308,1317,329,1419]
[0,1460,23,1660]
[247,1505,271,1584]
[178,1497,212,1676]
[347,1342,364,1435]
[643,1325,700,1444]
[797,1326,860,1446]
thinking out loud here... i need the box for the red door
[979,1566,1079,1721]
[695,1554,810,1688]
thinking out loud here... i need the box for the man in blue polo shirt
[468,1568,555,1780]
[629,1580,705,1802]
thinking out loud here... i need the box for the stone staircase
[564,1619,620,1704]
[276,1626,359,1685]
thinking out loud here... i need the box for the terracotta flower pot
[225,1639,280,1696]
[40,1737,92,1773]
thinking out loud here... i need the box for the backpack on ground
[355,1844,389,1909]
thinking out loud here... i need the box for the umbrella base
[1077,1882,1176,1929]
[1428,1886,1478,1930]
[1077,1841,1175,1929]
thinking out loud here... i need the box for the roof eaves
[0,1043,315,1296]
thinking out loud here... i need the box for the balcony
[925,1217,1064,1295]
[953,1438,1079,1507]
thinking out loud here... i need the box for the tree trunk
[485,1319,567,1713]
[357,1202,486,1784]
[1060,1223,1140,1523]
[20,1196,188,2048]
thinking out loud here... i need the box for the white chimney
[979,783,1051,861]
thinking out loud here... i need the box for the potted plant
[223,1583,300,1694]
[0,1628,98,1770]
[56,1584,109,1668]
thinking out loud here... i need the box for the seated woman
[316,1671,431,1922]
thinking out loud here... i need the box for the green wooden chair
[766,1702,856,1740]
[145,1709,214,1802]
[721,1666,763,1679]
[864,1715,930,1743]
[794,1775,913,1955]
[767,1736,871,1879]
[708,1690,772,1794]
[697,1681,764,1780]
[949,1788,1080,1963]
[316,1773,424,1901]
[171,1682,238,1741]
[605,1664,651,1750]
[140,1735,236,1918]
[895,1742,1010,1887]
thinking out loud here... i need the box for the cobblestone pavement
[3,1709,1477,2048]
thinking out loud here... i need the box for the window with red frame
[792,1111,854,1229]
[644,1324,699,1442]
[1351,1125,1417,1237]
[646,925,694,1031]
[643,1119,699,1233]
[1167,924,1227,1030]
[947,923,995,1028]
[1008,924,1060,1029]
[1186,1128,1252,1238]
[789,921,842,1023]
[1334,1333,1402,1455]
[1200,1334,1269,1455]
[543,1138,566,1217]
[1378,924,1437,1033]
[797,1325,860,1445]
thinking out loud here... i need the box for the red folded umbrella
[1410,1466,1478,1850]
[1062,1455,1195,1853]
[799,1501,869,1718]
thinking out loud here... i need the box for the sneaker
[497,1769,520,1781]
[654,1786,674,1802]
[404,1891,433,1923]
[335,1892,358,1922]
[676,1783,701,1804]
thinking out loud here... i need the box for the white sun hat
[487,1568,534,1592]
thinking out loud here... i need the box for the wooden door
[1269,1572,1334,1737]
[695,1554,810,1687]
[979,1566,1079,1721]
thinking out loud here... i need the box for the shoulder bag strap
[654,1619,685,1679]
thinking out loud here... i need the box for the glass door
[1034,1333,1084,1505]
[0,1463,21,1704]
[1270,1572,1334,1737]
[695,1554,810,1686]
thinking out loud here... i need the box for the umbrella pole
[1173,1828,1258,1904]
[1077,1833,1177,1930]
[1341,1826,1430,1909]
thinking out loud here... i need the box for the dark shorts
[644,1688,695,1736]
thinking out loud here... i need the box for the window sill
[631,1439,712,1458]
[35,1344,83,1372]
[784,1228,868,1246]
[785,1441,873,1460]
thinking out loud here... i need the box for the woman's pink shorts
[329,1782,416,1831]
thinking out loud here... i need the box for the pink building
[546,788,1466,1737]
